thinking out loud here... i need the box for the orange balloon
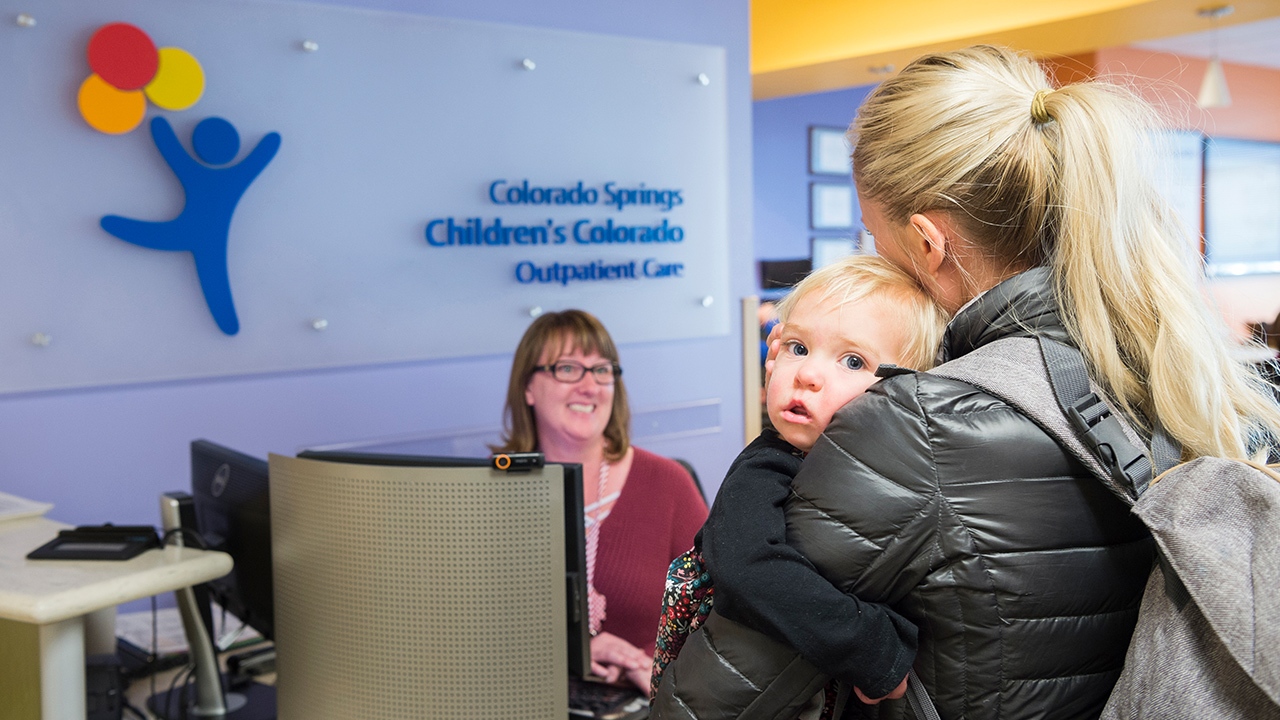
[78,74,146,134]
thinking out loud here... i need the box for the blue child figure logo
[101,116,281,335]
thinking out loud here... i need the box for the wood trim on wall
[742,296,762,445]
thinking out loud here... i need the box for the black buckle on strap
[1065,393,1148,495]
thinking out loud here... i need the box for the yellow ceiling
[752,0,1280,99]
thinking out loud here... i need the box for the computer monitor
[144,441,276,720]
[294,450,591,680]
[190,439,274,641]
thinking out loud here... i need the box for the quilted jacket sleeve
[787,373,942,607]
[650,611,830,720]
[702,431,918,698]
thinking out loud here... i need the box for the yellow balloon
[145,47,204,111]
[78,74,146,134]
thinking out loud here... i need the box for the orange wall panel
[1097,46,1280,142]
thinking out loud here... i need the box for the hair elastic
[1030,89,1054,124]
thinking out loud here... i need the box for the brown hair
[493,310,631,461]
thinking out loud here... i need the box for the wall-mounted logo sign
[81,23,281,336]
[426,179,688,286]
[5,0,728,393]
[101,117,280,335]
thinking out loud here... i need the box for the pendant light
[1197,5,1234,109]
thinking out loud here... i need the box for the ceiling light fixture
[1196,5,1234,109]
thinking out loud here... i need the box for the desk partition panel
[268,454,567,720]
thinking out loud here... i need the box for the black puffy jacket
[658,268,1154,720]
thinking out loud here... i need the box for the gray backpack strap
[905,670,940,720]
[1031,339,1194,607]
[1037,337,1181,490]
[933,336,1192,609]
[930,336,1144,502]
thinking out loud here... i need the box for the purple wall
[752,83,877,290]
[1,1,751,536]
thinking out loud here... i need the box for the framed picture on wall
[810,126,852,176]
[810,182,854,230]
[811,236,857,269]
[1205,137,1280,275]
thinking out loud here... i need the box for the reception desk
[0,516,232,720]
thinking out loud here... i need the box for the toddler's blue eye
[843,355,865,371]
[786,341,808,357]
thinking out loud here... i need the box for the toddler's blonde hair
[775,255,947,371]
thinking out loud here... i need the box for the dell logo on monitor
[211,463,231,498]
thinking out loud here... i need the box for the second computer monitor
[190,439,274,641]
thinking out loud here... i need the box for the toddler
[650,255,946,714]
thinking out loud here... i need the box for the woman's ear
[908,211,981,313]
[524,385,535,407]
[910,212,950,277]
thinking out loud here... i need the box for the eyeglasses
[534,361,621,385]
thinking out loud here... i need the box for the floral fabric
[650,547,838,719]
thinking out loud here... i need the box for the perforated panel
[268,454,567,719]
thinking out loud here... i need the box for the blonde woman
[656,46,1280,720]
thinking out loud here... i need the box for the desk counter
[0,516,233,720]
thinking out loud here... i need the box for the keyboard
[568,677,648,720]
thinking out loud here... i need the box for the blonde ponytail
[851,45,1280,461]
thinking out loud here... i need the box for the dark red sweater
[594,447,708,655]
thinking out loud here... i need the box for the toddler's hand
[763,322,784,389]
[854,674,908,705]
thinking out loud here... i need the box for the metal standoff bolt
[301,40,319,52]
[697,73,710,86]
[529,306,544,318]
[30,332,51,347]
[521,58,537,70]
[310,318,329,331]
[16,13,36,27]
[701,296,714,308]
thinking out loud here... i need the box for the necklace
[583,459,620,528]
[584,459,615,635]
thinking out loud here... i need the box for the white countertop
[0,516,233,625]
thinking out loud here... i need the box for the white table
[0,516,233,720]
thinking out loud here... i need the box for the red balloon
[87,23,158,91]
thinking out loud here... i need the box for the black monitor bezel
[190,439,275,642]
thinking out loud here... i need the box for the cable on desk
[165,663,194,720]
[122,698,147,720]
[150,595,159,707]
[161,527,209,550]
